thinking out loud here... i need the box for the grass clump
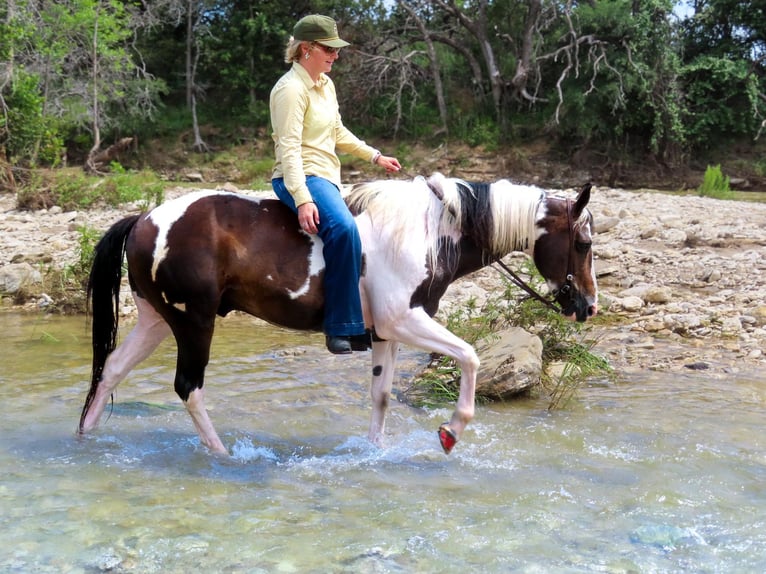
[697,164,733,199]
[403,259,611,410]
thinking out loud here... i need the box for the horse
[78,172,597,455]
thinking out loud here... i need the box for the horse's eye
[575,241,592,254]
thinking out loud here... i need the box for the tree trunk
[85,2,102,173]
[190,45,207,152]
[510,0,543,102]
[185,0,194,109]
[434,0,504,122]
[398,0,449,135]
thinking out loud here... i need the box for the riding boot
[325,336,352,354]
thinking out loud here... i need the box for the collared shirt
[270,63,378,206]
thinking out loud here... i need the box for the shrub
[697,164,733,199]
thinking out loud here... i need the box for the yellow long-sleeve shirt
[270,63,379,207]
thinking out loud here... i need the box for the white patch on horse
[286,234,325,299]
[146,190,262,282]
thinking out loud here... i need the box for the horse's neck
[450,238,495,280]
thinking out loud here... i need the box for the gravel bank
[1,184,765,374]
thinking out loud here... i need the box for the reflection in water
[1,313,765,572]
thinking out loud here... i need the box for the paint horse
[79,172,597,455]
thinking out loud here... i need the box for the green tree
[550,0,687,166]
[1,0,64,168]
[1,0,164,170]
[679,0,765,149]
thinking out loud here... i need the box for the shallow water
[1,313,765,573]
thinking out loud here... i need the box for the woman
[270,14,401,355]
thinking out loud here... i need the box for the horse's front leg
[379,308,479,454]
[367,339,400,446]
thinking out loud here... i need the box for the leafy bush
[697,164,732,199]
[1,71,65,166]
[101,163,165,209]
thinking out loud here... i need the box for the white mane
[486,179,546,255]
[347,173,546,272]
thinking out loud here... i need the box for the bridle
[493,197,577,314]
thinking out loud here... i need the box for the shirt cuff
[292,187,313,207]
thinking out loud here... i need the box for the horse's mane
[478,179,545,256]
[347,173,545,272]
[347,174,460,271]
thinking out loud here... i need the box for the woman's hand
[297,202,320,234]
[375,154,402,173]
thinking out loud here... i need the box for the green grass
[697,164,734,199]
[17,164,165,211]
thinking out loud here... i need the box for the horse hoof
[438,423,458,454]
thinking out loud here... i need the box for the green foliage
[556,0,687,161]
[101,163,165,210]
[681,56,761,148]
[70,224,101,280]
[1,71,64,166]
[544,336,610,410]
[17,167,165,211]
[211,151,274,189]
[3,0,765,176]
[459,117,500,150]
[697,164,733,199]
[403,260,610,410]
[2,0,165,166]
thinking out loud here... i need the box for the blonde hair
[284,37,308,63]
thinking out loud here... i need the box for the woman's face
[302,42,340,78]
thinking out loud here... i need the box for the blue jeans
[272,176,365,337]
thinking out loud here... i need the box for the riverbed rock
[475,327,543,398]
[0,262,42,295]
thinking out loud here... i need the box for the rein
[493,258,561,312]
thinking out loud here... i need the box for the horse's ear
[573,182,592,218]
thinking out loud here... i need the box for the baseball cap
[293,14,350,48]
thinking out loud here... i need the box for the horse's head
[533,183,598,322]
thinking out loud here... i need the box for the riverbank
[1,183,765,374]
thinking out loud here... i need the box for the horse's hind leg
[367,340,401,446]
[80,294,171,432]
[184,387,226,454]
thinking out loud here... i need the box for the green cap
[293,15,350,48]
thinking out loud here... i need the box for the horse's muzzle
[561,296,598,322]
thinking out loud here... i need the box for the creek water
[1,312,764,573]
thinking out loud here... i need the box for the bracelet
[371,151,381,164]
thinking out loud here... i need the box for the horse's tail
[79,214,141,432]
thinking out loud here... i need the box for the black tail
[79,214,141,432]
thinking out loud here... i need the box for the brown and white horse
[79,173,597,455]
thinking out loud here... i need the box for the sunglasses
[314,43,341,55]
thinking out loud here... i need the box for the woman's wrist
[371,150,381,165]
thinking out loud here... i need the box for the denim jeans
[272,176,365,337]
